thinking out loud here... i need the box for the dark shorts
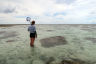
[30,33,36,38]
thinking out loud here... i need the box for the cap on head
[31,20,35,25]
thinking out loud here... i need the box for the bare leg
[30,38,35,47]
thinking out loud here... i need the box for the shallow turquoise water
[0,24,95,64]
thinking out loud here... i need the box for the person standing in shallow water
[28,20,37,47]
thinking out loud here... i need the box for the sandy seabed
[0,24,95,64]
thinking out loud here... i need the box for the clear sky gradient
[0,0,96,24]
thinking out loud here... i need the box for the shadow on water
[0,31,17,40]
[85,37,96,43]
[40,36,67,48]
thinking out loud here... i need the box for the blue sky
[0,0,96,24]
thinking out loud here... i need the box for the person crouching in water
[28,20,37,47]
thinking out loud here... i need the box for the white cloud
[0,0,96,24]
